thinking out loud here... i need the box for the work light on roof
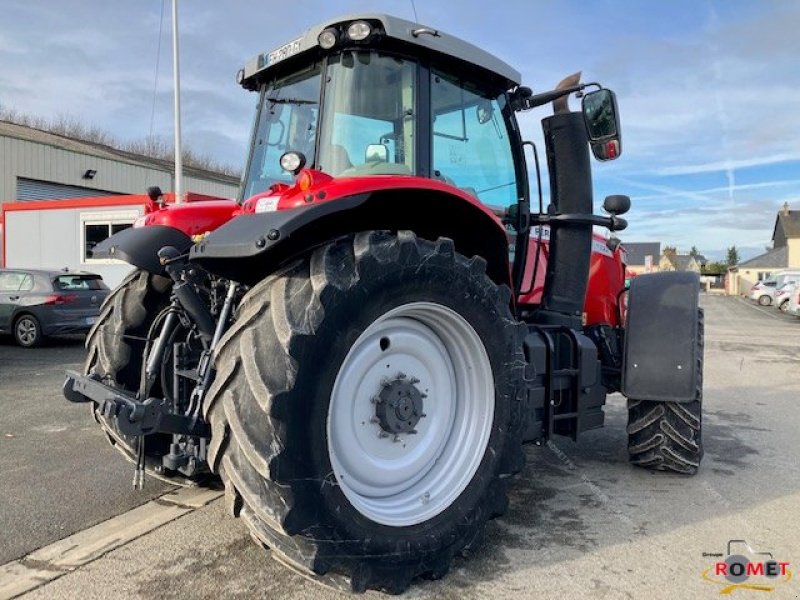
[346,21,372,41]
[318,28,338,50]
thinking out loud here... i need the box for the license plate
[267,37,302,65]
[86,317,97,326]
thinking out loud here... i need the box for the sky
[0,0,798,261]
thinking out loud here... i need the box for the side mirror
[146,186,163,203]
[582,89,622,161]
[365,144,388,163]
[603,194,631,216]
[476,99,493,124]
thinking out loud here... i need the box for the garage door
[16,178,120,201]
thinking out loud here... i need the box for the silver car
[775,282,798,313]
[787,285,800,317]
[0,269,109,347]
[748,279,777,305]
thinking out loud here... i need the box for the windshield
[318,51,416,177]
[243,65,321,198]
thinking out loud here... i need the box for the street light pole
[171,0,184,203]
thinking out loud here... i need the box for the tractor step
[520,325,607,443]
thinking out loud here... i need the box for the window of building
[80,211,139,263]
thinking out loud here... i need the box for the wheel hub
[375,375,425,435]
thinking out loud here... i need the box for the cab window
[318,51,416,177]
[431,70,518,210]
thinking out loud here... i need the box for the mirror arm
[537,212,627,232]
[514,82,602,111]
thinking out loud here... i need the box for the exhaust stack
[538,110,594,327]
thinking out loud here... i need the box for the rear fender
[621,272,701,402]
[93,225,192,275]
[190,190,511,288]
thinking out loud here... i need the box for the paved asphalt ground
[1,294,798,599]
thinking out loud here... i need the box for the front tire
[205,231,525,593]
[627,308,704,474]
[758,295,771,306]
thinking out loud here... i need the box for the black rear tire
[627,308,704,474]
[204,231,525,593]
[84,269,200,485]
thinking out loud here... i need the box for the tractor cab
[239,15,526,215]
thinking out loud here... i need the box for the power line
[410,0,419,22]
[148,0,166,139]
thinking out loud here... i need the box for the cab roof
[239,13,521,90]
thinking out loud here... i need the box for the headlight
[347,21,372,41]
[318,28,338,49]
[279,151,306,174]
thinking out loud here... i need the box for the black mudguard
[190,196,367,285]
[189,191,510,287]
[621,272,701,402]
[93,225,193,274]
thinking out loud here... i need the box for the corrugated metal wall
[0,134,240,201]
[16,178,120,201]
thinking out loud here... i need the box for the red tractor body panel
[136,198,241,237]
[519,227,627,327]
[239,170,498,221]
[141,171,626,327]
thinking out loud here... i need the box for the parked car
[787,286,800,317]
[748,279,777,305]
[774,282,798,313]
[0,269,109,347]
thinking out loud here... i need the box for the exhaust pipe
[538,110,593,327]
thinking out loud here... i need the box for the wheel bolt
[409,377,420,384]
[378,431,389,439]
[393,434,401,443]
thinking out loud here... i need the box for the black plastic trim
[92,225,193,275]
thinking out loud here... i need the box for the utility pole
[171,0,184,203]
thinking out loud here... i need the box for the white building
[0,120,239,287]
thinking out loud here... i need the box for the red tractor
[65,14,703,594]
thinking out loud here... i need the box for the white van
[772,270,800,288]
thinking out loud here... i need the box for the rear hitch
[63,370,210,438]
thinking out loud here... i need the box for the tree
[727,246,740,266]
[704,261,728,275]
[689,246,699,257]
[663,245,677,256]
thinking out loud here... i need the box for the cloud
[655,154,800,177]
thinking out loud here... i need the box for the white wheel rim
[327,301,494,527]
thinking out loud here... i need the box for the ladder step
[553,412,579,421]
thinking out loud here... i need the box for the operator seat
[327,144,353,176]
